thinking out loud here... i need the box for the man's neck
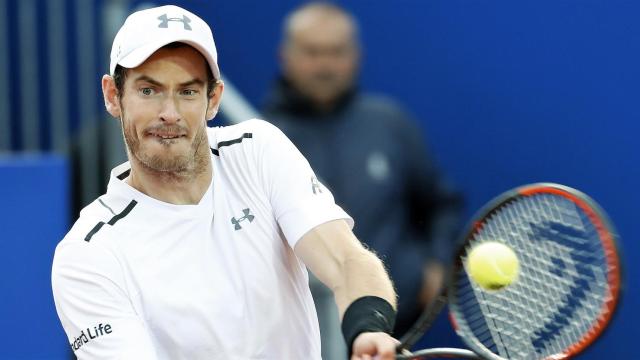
[125,155,212,205]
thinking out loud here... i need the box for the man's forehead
[289,5,353,30]
[131,74,205,87]
[289,16,356,48]
[295,15,352,36]
[131,45,209,76]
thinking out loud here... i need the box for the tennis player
[52,5,398,359]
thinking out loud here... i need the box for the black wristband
[341,296,396,357]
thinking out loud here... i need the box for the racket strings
[455,194,612,359]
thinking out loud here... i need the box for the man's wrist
[341,296,396,357]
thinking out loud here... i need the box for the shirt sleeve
[253,120,353,247]
[52,241,158,360]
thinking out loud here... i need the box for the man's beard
[122,117,209,175]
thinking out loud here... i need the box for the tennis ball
[466,241,519,290]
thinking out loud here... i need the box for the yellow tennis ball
[466,241,519,290]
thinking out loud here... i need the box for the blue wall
[0,156,70,358]
[155,0,638,356]
[2,0,635,357]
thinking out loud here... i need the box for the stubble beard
[122,115,209,178]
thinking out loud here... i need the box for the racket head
[448,183,622,360]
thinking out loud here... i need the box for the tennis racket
[396,183,622,359]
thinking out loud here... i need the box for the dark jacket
[263,78,463,333]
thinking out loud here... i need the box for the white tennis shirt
[52,120,352,359]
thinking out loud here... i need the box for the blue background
[0,156,70,358]
[1,0,637,358]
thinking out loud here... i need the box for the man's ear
[102,75,122,118]
[206,80,225,121]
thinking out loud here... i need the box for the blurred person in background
[263,2,463,358]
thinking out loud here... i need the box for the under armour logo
[311,176,323,194]
[157,14,192,30]
[231,208,254,230]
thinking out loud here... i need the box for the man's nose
[158,97,181,123]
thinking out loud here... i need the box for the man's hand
[351,332,399,360]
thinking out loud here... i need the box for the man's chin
[136,151,191,173]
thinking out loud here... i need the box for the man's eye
[140,88,154,96]
[182,89,198,96]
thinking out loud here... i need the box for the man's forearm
[293,220,399,358]
[333,248,397,319]
[337,249,398,358]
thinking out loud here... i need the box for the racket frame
[447,183,622,360]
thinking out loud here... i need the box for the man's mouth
[146,130,187,140]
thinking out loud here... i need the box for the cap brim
[113,38,220,79]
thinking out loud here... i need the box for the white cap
[109,5,220,79]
